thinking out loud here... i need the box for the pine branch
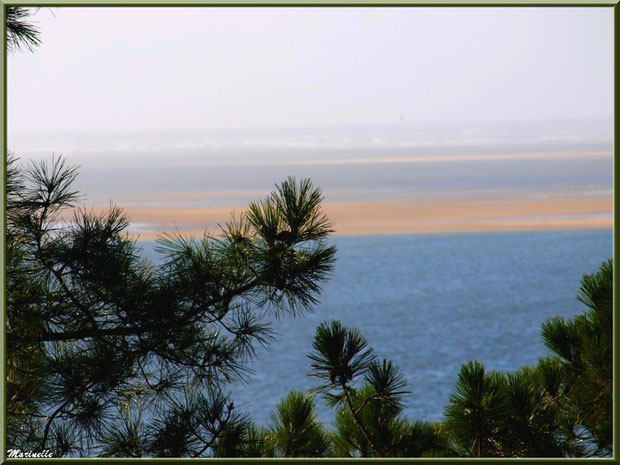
[10,279,261,344]
[341,383,383,458]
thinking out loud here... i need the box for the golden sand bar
[96,195,612,240]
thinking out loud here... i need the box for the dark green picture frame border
[1,1,617,463]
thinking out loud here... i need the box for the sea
[11,120,613,426]
[138,228,612,427]
[10,118,613,211]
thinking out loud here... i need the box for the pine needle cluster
[6,155,336,457]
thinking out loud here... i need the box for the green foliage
[245,176,336,316]
[443,358,590,458]
[390,420,453,458]
[364,359,409,412]
[444,361,506,457]
[501,365,572,457]
[444,259,613,458]
[212,424,273,458]
[266,391,330,457]
[100,415,148,458]
[308,320,375,405]
[7,153,611,458]
[6,156,336,457]
[308,320,387,456]
[6,6,41,52]
[308,320,450,458]
[331,384,449,458]
[540,259,613,455]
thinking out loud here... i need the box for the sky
[8,6,614,137]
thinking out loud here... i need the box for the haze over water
[6,5,614,446]
[10,117,613,238]
[9,7,613,236]
[10,118,614,424]
[17,118,602,425]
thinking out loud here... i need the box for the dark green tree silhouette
[445,259,613,458]
[540,258,613,456]
[331,382,450,458]
[444,361,506,457]
[6,6,41,52]
[308,320,381,456]
[212,423,272,458]
[264,391,330,457]
[6,155,336,457]
[499,362,577,457]
[308,320,449,458]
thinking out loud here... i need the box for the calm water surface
[140,229,612,426]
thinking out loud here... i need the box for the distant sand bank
[326,196,612,235]
[80,194,612,240]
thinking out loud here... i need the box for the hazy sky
[8,7,614,136]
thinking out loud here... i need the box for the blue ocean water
[139,229,612,427]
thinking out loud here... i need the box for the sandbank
[82,194,613,240]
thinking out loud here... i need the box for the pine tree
[6,6,41,52]
[444,259,613,458]
[6,155,336,457]
[540,259,613,456]
[264,391,330,457]
[444,361,507,457]
[308,320,450,457]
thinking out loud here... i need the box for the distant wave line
[249,151,612,166]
